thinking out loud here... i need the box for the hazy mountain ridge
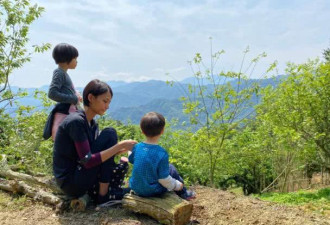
[5,76,286,125]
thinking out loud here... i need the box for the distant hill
[108,75,286,124]
[108,80,188,111]
[109,98,187,124]
[3,75,287,126]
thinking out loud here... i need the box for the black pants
[60,128,128,198]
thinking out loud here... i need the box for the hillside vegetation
[1,56,329,196]
[1,1,330,223]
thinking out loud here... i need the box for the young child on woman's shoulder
[48,43,82,140]
[128,112,196,200]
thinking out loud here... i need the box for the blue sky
[9,0,330,88]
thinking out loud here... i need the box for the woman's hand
[117,140,137,154]
[101,140,137,162]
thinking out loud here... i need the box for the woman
[53,79,137,204]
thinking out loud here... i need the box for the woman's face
[89,90,112,115]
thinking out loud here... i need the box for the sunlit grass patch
[228,187,244,195]
[257,187,330,216]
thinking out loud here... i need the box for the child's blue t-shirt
[128,142,169,197]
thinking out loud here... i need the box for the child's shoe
[180,190,196,201]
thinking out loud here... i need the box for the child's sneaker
[180,190,196,201]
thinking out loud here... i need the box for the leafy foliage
[176,40,274,186]
[0,0,51,108]
[97,116,144,142]
[257,60,330,165]
[1,59,329,196]
[0,90,53,174]
[323,47,330,63]
[0,15,328,199]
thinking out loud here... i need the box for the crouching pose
[53,79,137,204]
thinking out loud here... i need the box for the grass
[228,187,244,195]
[257,187,330,216]
[0,191,31,211]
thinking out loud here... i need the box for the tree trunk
[0,164,62,194]
[122,192,193,225]
[0,178,12,192]
[0,154,89,212]
[0,177,61,205]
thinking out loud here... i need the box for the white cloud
[108,73,152,82]
[152,67,185,73]
[8,0,330,87]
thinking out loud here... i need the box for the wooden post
[122,192,193,225]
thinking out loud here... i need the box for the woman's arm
[100,140,137,162]
[70,118,136,169]
[75,139,136,168]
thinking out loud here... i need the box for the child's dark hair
[52,43,79,64]
[83,79,113,106]
[140,112,165,137]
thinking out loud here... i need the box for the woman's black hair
[83,79,113,106]
[52,43,79,64]
[140,112,165,137]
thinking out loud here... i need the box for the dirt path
[0,186,329,225]
[192,186,329,225]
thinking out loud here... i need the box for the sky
[8,0,330,88]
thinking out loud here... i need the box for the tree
[0,90,53,174]
[256,60,330,190]
[0,0,50,108]
[323,47,330,63]
[175,38,276,186]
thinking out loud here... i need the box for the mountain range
[4,75,286,126]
